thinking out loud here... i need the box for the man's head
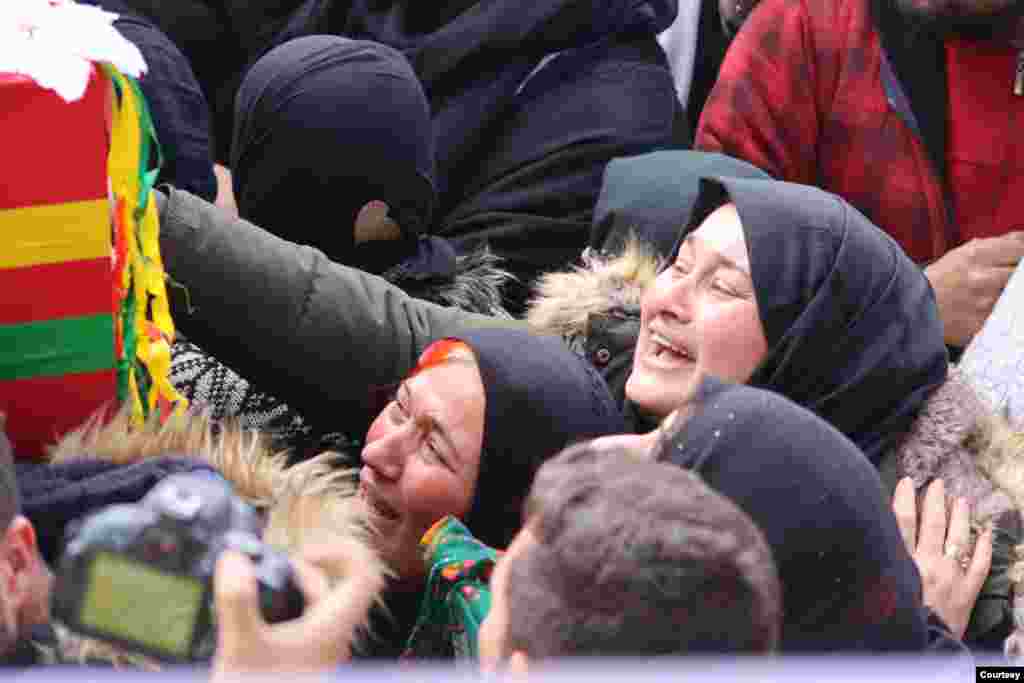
[476,441,781,669]
[0,416,51,659]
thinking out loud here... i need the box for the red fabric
[0,369,117,459]
[0,66,108,210]
[696,0,951,263]
[0,258,112,325]
[0,68,116,459]
[945,39,1024,242]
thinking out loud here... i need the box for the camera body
[52,471,304,663]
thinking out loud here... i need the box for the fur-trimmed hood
[34,410,386,669]
[883,369,1024,650]
[526,237,659,341]
[49,410,376,558]
[525,238,658,419]
[386,243,516,319]
[886,368,1020,527]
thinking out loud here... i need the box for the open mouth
[649,331,695,363]
[360,483,401,522]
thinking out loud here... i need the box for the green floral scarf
[403,516,500,660]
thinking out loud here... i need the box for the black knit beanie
[448,328,626,548]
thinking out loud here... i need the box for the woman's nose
[649,272,695,322]
[362,421,417,480]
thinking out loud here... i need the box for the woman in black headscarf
[577,160,1008,650]
[624,175,949,462]
[355,327,625,656]
[647,377,964,653]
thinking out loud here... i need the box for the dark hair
[0,415,19,532]
[504,441,781,657]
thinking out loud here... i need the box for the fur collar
[386,244,516,319]
[881,368,1024,649]
[525,237,660,338]
[893,368,1020,527]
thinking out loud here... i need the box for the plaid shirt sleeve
[695,0,830,186]
[695,0,953,263]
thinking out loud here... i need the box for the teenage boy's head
[476,441,781,670]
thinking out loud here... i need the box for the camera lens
[141,528,181,566]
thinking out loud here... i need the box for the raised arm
[157,187,515,438]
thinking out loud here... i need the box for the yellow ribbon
[106,66,187,423]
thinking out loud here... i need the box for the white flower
[0,0,147,102]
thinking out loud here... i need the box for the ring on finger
[944,541,964,560]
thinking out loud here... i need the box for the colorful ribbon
[104,64,186,423]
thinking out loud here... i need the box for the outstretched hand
[210,539,384,680]
[892,477,993,640]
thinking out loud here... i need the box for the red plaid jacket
[695,0,955,264]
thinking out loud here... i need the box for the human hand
[925,232,1024,347]
[892,477,993,640]
[210,540,384,681]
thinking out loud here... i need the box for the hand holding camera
[52,472,306,663]
[211,538,383,679]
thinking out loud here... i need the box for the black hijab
[677,177,948,463]
[449,328,626,548]
[656,377,932,652]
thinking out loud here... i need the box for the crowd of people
[6,0,1024,676]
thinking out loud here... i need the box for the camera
[52,471,305,663]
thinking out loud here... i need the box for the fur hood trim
[385,243,516,318]
[50,409,383,575]
[525,236,661,338]
[47,409,387,668]
[893,368,1024,653]
[895,367,1019,528]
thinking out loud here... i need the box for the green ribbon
[124,72,162,216]
[102,66,164,416]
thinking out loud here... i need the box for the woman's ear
[4,517,38,573]
[3,517,50,625]
[3,517,39,604]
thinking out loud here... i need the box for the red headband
[408,338,471,379]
